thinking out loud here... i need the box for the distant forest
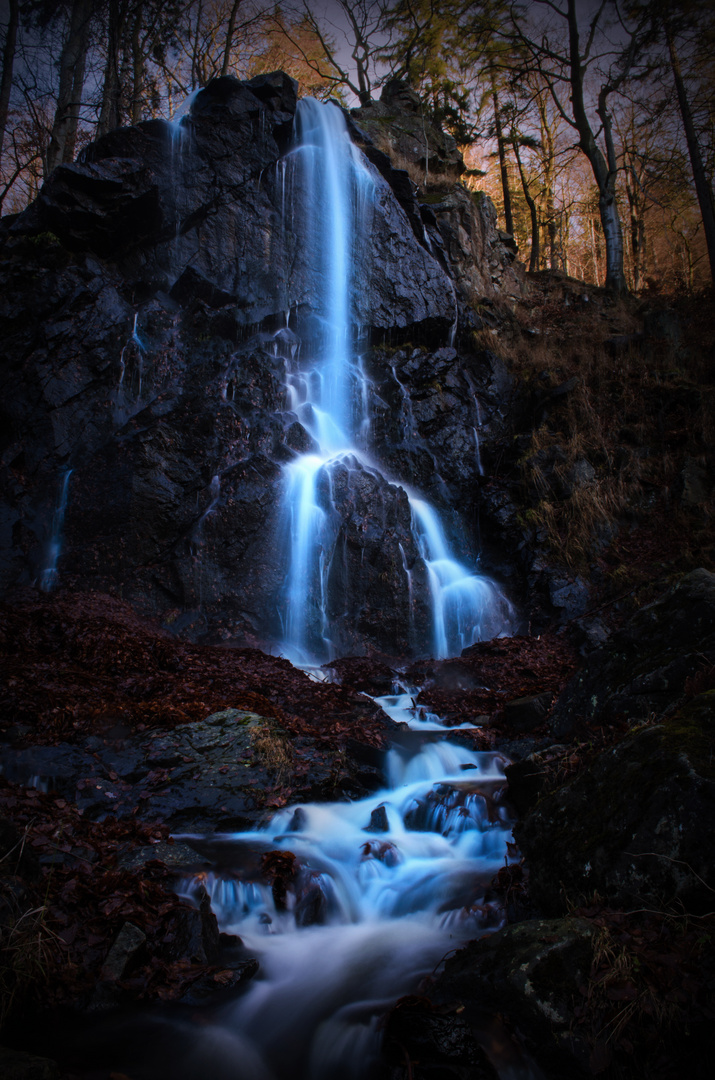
[1,0,713,292]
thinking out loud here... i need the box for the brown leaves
[409,632,579,729]
[0,778,208,1008]
[0,590,390,752]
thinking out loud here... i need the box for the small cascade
[473,395,485,476]
[374,678,480,731]
[117,313,147,398]
[177,736,515,1079]
[193,474,221,541]
[277,99,512,664]
[409,497,512,657]
[39,468,73,592]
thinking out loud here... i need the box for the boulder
[425,918,596,1079]
[516,692,715,914]
[0,71,511,657]
[0,1048,60,1080]
[549,569,715,737]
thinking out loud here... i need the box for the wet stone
[364,804,389,832]
[100,921,147,981]
[0,1047,60,1080]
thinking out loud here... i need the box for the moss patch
[662,690,715,778]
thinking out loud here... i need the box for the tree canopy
[0,0,712,290]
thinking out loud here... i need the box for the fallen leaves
[0,590,391,752]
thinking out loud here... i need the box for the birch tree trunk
[46,0,93,173]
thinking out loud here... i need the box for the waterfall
[278,100,511,664]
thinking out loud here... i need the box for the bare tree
[273,1,389,104]
[507,0,651,293]
[46,0,93,171]
[662,13,715,283]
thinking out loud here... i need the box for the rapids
[176,737,516,1079]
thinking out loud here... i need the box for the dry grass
[249,720,292,783]
[489,276,715,570]
[0,898,62,1026]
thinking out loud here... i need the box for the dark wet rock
[421,187,525,306]
[364,804,389,832]
[0,70,486,658]
[382,997,499,1080]
[0,1047,60,1080]
[99,921,147,981]
[501,691,552,732]
[365,344,513,519]
[548,574,590,620]
[178,958,259,1005]
[549,569,715,737]
[517,692,715,914]
[169,887,221,965]
[0,705,387,832]
[352,80,465,184]
[679,456,711,507]
[504,756,548,816]
[117,840,206,871]
[427,918,595,1078]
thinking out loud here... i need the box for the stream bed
[166,697,519,1080]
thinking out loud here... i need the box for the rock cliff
[0,72,523,655]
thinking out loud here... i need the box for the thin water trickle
[40,468,73,592]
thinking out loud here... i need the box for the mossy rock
[550,568,715,736]
[517,693,715,914]
[432,918,595,1078]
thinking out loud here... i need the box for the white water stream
[179,738,515,1079]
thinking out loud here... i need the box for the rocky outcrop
[513,570,715,914]
[351,79,465,189]
[351,81,525,308]
[516,699,715,914]
[0,71,524,655]
[548,568,715,737]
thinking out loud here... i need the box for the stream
[172,700,518,1080]
[158,99,521,1078]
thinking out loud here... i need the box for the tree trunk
[63,42,87,163]
[46,0,93,173]
[565,0,627,292]
[0,0,19,164]
[221,0,242,77]
[665,18,715,285]
[131,1,145,125]
[514,138,539,272]
[491,84,514,235]
[538,98,558,269]
[598,186,625,291]
[98,0,130,137]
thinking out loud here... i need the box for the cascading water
[70,94,527,1080]
[278,99,511,664]
[175,740,514,1080]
